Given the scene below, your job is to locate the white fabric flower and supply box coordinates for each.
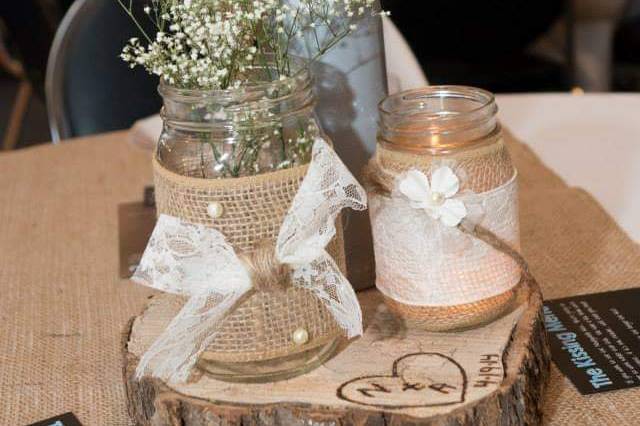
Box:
[398,167,467,227]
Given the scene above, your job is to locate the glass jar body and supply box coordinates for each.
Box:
[154,69,343,382]
[371,86,520,331]
[157,68,320,178]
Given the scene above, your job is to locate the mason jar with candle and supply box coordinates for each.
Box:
[367,86,521,331]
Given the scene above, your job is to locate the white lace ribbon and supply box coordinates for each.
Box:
[132,137,367,383]
[371,168,520,307]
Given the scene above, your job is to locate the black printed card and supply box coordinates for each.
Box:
[28,412,83,426]
[544,288,640,395]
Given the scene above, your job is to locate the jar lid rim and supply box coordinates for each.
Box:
[379,85,496,120]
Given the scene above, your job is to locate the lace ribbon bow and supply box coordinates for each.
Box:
[132,138,367,383]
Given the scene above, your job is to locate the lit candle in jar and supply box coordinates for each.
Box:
[369,86,520,331]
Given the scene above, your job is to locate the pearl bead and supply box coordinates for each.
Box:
[292,327,309,345]
[207,202,223,219]
[431,192,445,205]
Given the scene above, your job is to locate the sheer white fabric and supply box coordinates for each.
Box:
[277,139,367,336]
[132,137,367,383]
[370,172,520,307]
[132,215,252,383]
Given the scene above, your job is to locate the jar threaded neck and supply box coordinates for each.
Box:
[378,86,498,154]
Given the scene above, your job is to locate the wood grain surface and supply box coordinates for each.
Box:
[123,278,549,425]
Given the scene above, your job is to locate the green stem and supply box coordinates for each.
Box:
[116,0,152,43]
[309,28,352,64]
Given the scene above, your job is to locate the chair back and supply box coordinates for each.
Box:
[46,0,160,142]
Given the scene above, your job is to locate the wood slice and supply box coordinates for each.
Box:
[122,278,550,425]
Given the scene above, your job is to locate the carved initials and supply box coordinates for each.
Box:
[402,382,426,391]
[429,383,456,394]
[357,382,391,398]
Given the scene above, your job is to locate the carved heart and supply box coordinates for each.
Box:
[337,352,467,408]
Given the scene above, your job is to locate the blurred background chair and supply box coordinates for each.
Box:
[45,0,160,142]
[0,29,32,150]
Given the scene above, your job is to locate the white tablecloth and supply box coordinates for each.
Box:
[497,93,640,243]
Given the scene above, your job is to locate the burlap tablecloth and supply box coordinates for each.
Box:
[1,130,639,425]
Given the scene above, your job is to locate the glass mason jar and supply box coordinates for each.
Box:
[153,63,345,382]
[369,86,520,331]
[157,64,319,178]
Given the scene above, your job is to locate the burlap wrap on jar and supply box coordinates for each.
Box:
[152,155,345,362]
[368,86,523,331]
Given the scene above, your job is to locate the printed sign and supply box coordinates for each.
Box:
[544,288,640,394]
[28,412,82,426]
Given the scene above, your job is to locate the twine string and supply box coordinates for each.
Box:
[238,240,291,292]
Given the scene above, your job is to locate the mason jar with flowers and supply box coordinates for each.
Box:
[117,0,386,383]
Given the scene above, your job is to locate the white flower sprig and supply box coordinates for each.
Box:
[117,0,387,90]
[398,167,468,227]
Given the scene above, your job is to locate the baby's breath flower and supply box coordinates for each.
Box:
[119,0,384,90]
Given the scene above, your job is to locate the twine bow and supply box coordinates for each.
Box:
[132,138,367,383]
[238,240,292,292]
